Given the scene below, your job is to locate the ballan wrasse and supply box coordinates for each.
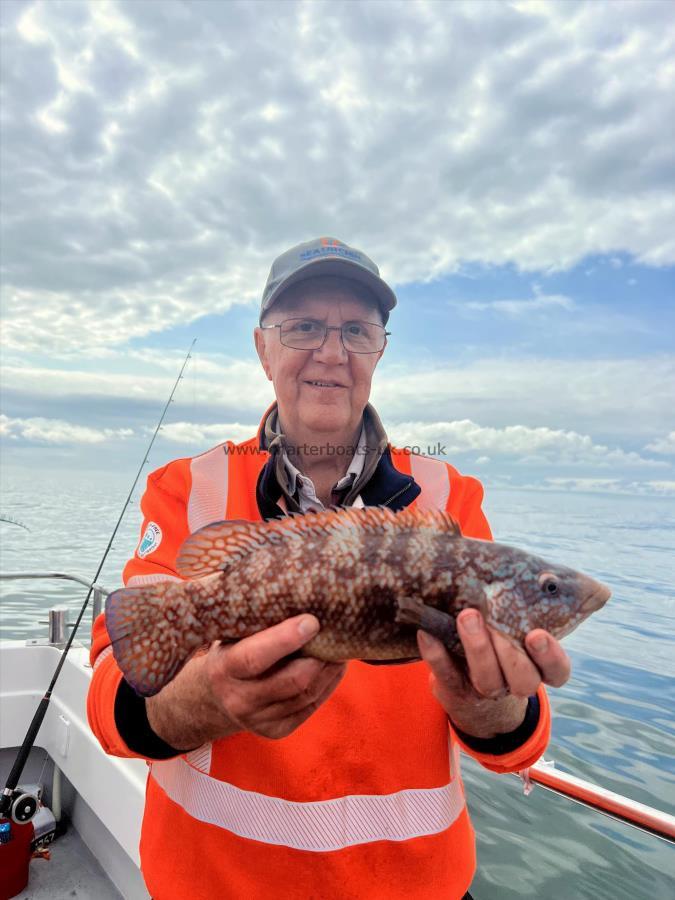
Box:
[106,506,611,696]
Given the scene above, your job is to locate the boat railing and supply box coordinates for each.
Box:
[516,760,675,844]
[0,572,108,643]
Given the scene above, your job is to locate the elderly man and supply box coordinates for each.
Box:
[88,237,570,900]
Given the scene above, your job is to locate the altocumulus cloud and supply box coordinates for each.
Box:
[148,416,660,470]
[155,421,258,446]
[545,477,675,496]
[386,420,662,469]
[0,414,133,444]
[645,432,675,455]
[3,353,673,441]
[1,0,674,351]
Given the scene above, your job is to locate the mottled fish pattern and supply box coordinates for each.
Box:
[106,506,611,696]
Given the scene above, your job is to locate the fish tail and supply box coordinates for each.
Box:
[105,584,197,697]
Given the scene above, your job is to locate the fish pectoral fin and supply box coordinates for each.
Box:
[395,597,459,651]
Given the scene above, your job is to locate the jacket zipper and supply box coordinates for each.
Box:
[382,480,414,508]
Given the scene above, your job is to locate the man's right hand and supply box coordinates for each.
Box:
[146,615,346,750]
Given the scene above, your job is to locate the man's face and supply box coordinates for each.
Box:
[254,277,386,439]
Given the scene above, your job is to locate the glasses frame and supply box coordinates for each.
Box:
[260,317,391,354]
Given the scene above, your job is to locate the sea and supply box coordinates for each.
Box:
[0,467,673,900]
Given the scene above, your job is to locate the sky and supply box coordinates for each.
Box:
[1,0,674,499]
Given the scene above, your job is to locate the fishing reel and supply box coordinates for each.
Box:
[1,782,41,825]
[6,786,40,825]
[0,783,56,849]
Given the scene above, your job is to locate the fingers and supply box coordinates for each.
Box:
[489,626,571,693]
[231,662,346,740]
[456,609,508,698]
[225,615,320,679]
[456,610,572,697]
[206,614,346,739]
[525,629,571,687]
[417,631,465,690]
[491,629,541,697]
[263,663,346,723]
[244,657,344,707]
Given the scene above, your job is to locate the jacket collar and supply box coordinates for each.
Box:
[255,403,421,519]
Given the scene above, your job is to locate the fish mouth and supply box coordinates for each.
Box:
[580,580,611,615]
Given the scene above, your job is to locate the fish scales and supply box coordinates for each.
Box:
[106,506,611,696]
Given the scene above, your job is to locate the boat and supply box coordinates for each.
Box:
[0,573,149,900]
[1,571,673,900]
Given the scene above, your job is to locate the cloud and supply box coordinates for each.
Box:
[385,419,662,468]
[0,413,133,444]
[2,353,673,444]
[0,355,272,408]
[643,480,675,495]
[156,421,258,445]
[645,431,675,455]
[544,477,675,496]
[460,288,575,317]
[1,0,674,350]
[544,477,622,493]
[373,355,675,438]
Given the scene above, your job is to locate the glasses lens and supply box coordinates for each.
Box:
[280,318,326,349]
[341,321,385,353]
[278,318,386,352]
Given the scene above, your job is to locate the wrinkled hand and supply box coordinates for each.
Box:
[204,615,346,740]
[417,608,571,739]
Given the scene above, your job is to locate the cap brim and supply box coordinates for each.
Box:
[261,256,397,320]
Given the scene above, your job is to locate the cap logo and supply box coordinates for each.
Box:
[299,244,363,262]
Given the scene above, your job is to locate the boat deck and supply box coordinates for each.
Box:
[16,825,123,900]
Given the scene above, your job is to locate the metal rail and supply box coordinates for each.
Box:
[519,760,675,843]
[0,572,109,638]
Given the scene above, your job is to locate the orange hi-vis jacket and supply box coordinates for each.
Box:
[88,414,551,900]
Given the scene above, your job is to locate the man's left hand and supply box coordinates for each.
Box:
[417,608,571,739]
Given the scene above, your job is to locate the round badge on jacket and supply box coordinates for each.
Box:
[137,522,162,558]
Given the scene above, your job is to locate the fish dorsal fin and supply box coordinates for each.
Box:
[394,507,462,535]
[176,506,460,578]
[176,519,275,577]
[176,512,343,577]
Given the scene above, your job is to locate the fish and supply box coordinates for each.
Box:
[105,506,611,696]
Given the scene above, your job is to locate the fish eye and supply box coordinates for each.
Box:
[539,573,559,596]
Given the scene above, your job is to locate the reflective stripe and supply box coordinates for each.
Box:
[127,573,182,587]
[410,455,451,511]
[188,445,229,533]
[93,645,113,671]
[184,743,212,774]
[150,754,465,852]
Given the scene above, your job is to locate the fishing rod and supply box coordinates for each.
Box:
[0,339,196,820]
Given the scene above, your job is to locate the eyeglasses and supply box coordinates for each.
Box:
[260,318,390,353]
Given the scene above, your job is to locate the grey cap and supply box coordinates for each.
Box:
[260,237,397,324]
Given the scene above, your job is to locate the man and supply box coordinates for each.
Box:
[88,237,570,900]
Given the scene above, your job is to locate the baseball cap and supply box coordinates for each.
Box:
[260,237,397,324]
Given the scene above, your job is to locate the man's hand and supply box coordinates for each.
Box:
[417,608,571,739]
[205,615,346,740]
[147,615,346,749]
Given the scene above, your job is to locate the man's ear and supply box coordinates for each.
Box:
[254,327,274,381]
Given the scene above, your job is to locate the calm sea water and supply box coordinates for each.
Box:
[1,468,673,899]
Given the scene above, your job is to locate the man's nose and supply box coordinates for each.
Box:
[313,327,349,363]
